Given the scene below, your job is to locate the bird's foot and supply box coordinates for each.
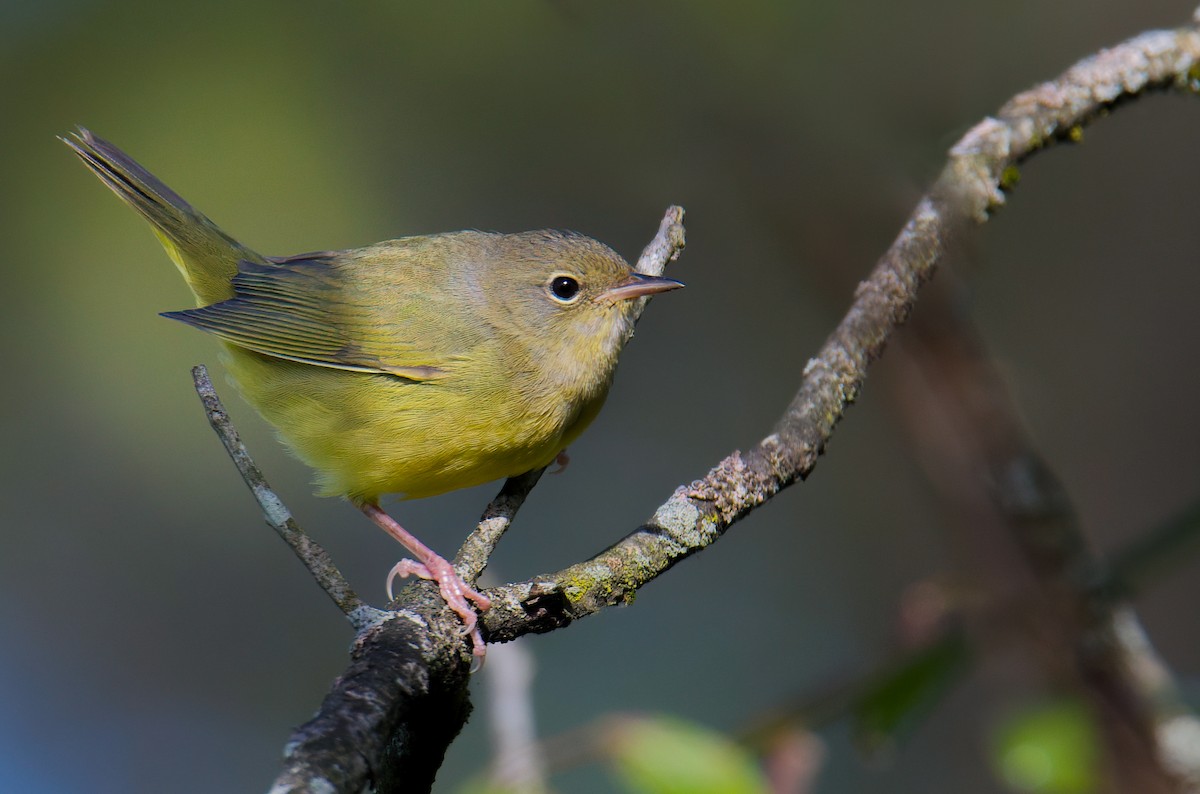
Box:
[387,557,491,658]
[551,449,570,475]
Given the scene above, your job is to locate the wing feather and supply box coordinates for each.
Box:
[163,253,456,381]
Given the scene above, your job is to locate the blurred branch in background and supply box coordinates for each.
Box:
[510,712,804,794]
[739,495,1200,793]
[889,274,1198,791]
[184,9,1200,794]
[482,639,548,794]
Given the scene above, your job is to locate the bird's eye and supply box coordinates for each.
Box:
[548,275,581,303]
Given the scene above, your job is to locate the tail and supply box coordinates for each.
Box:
[62,128,265,305]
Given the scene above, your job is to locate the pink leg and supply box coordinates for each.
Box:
[359,502,490,658]
[551,449,570,475]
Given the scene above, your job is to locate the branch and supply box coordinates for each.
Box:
[191,365,386,631]
[480,15,1200,642]
[189,12,1200,792]
[454,468,547,583]
[254,207,686,793]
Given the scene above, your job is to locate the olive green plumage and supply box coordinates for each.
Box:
[63,129,680,503]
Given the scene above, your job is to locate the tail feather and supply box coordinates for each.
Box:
[63,128,264,305]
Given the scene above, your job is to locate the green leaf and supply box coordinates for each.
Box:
[991,697,1101,794]
[608,715,770,794]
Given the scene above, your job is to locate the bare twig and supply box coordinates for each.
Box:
[191,366,384,631]
[634,205,686,278]
[455,468,547,583]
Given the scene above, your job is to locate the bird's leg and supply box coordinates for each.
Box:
[358,501,490,658]
[551,449,570,475]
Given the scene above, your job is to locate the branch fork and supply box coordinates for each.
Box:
[185,9,1200,790]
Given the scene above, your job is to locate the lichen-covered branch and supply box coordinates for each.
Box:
[227,11,1200,793]
[481,13,1200,641]
[262,207,687,793]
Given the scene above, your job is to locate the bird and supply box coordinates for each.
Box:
[63,128,683,657]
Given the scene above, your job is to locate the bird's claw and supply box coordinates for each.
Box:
[386,556,490,659]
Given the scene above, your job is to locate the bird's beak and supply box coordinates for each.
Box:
[599,272,685,303]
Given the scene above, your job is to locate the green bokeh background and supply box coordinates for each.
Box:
[3,1,1199,791]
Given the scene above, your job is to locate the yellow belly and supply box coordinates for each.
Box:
[221,346,606,502]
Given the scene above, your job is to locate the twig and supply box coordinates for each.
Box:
[1105,498,1200,598]
[634,205,686,278]
[455,468,547,582]
[1103,498,1200,791]
[191,365,383,631]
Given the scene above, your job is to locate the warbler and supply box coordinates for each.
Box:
[64,129,682,656]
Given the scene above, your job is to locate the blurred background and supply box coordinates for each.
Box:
[3,0,1200,791]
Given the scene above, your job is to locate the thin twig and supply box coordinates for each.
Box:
[629,204,687,323]
[191,365,384,631]
[455,468,547,583]
[1103,499,1200,790]
[1105,498,1200,597]
[634,205,686,278]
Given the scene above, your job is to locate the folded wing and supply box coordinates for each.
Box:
[164,253,456,381]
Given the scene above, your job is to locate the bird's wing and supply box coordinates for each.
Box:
[163,253,467,381]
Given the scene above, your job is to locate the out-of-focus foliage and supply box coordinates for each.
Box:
[459,714,770,794]
[990,698,1101,794]
[606,715,770,794]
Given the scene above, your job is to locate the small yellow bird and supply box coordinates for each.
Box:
[64,129,682,656]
